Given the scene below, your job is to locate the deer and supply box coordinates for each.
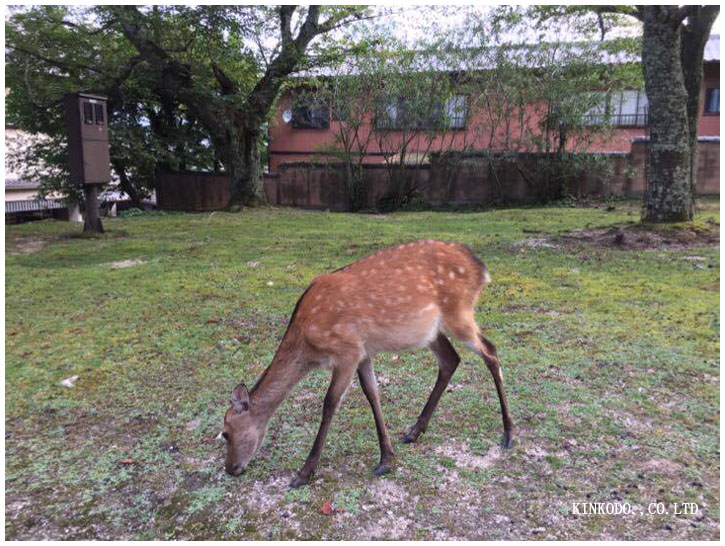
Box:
[220,239,513,488]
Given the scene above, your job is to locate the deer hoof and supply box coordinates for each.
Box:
[401,432,417,444]
[402,427,422,443]
[373,463,392,476]
[289,476,309,488]
[501,433,515,450]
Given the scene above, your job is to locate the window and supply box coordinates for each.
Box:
[610,90,648,126]
[446,95,468,129]
[583,90,648,127]
[83,101,94,124]
[94,103,104,125]
[705,88,719,114]
[583,92,607,125]
[291,99,330,129]
[375,95,468,130]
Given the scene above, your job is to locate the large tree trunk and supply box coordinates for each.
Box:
[114,6,361,210]
[218,128,264,210]
[641,7,692,222]
[680,7,719,209]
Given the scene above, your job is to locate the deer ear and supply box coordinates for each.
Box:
[230,383,250,414]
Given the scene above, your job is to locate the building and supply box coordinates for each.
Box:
[268,35,720,179]
[4,123,70,222]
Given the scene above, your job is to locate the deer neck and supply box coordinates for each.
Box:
[248,337,309,424]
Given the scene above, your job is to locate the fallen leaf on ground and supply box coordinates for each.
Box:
[321,500,333,516]
[119,459,136,465]
[205,318,221,324]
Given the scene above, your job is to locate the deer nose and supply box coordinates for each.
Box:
[228,463,243,476]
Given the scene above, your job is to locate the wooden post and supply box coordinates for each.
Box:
[83,184,104,233]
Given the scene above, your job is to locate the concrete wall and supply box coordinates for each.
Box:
[156,142,719,212]
[156,170,230,211]
[265,142,719,210]
[626,138,720,196]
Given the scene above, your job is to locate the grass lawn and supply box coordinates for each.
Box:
[5,198,720,539]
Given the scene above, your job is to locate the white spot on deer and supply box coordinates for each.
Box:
[417,284,427,292]
[419,303,437,314]
[457,266,466,275]
[448,270,456,279]
[437,265,444,274]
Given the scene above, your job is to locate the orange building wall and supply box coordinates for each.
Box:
[269,63,720,173]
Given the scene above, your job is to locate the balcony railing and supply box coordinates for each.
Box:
[583,112,648,128]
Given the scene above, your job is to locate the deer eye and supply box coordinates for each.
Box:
[221,432,230,442]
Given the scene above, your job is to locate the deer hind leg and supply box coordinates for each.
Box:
[472,332,514,449]
[403,333,461,443]
[290,362,357,488]
[445,311,514,449]
[357,358,395,476]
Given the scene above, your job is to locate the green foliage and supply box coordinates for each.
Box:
[5,6,373,206]
[5,6,219,203]
[432,6,643,201]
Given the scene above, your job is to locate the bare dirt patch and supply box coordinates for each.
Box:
[560,221,719,250]
[435,440,502,470]
[367,479,408,505]
[516,237,559,249]
[6,237,53,255]
[107,258,147,269]
[639,458,683,476]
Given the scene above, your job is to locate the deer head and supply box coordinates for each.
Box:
[220,383,266,476]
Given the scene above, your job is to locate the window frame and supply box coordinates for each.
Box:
[582,90,648,128]
[374,94,469,132]
[704,88,720,115]
[290,98,331,130]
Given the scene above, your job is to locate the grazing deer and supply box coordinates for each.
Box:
[220,239,513,487]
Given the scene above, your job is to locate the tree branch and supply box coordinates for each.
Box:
[56,17,118,36]
[279,6,297,46]
[594,5,642,21]
[8,44,108,75]
[678,5,701,22]
[211,62,238,95]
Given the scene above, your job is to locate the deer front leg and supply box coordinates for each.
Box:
[357,358,395,476]
[290,364,356,488]
[403,333,460,443]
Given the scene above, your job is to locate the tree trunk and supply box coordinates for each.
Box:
[641,7,692,223]
[83,184,104,233]
[680,7,719,210]
[222,129,264,210]
[112,160,143,209]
